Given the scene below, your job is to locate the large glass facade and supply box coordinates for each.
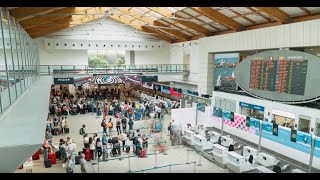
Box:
[0,8,39,113]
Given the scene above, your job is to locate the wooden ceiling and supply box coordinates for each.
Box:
[6,7,320,43]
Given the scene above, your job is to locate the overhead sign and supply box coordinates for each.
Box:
[142,76,158,83]
[239,102,265,111]
[197,103,205,112]
[54,77,74,84]
[182,93,211,106]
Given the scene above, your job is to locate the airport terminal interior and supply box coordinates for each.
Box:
[1,7,320,173]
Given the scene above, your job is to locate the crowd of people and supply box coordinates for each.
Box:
[42,85,179,173]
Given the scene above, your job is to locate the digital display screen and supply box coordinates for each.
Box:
[249,59,308,95]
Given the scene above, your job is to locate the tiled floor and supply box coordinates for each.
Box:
[14,112,228,173]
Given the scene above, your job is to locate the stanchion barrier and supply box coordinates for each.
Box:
[186,149,195,164]
[197,151,203,166]
[130,161,197,173]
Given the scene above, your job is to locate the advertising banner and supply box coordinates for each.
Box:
[262,121,273,134]
[54,77,74,84]
[214,53,239,90]
[197,103,205,112]
[296,131,312,146]
[250,118,260,130]
[246,116,250,127]
[213,107,223,118]
[291,129,297,142]
[272,124,279,136]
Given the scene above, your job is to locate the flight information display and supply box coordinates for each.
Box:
[249,59,308,95]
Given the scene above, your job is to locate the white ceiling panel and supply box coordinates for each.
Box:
[246,14,269,24]
[217,8,237,17]
[203,24,218,31]
[229,7,251,14]
[197,15,214,23]
[305,7,320,13]
[181,30,193,36]
[182,8,199,16]
[279,7,305,17]
[175,11,191,18]
[234,17,254,26]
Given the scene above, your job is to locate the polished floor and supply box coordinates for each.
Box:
[15,112,228,173]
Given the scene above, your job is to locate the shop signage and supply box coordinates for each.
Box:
[182,93,210,106]
[239,102,265,111]
[54,77,74,84]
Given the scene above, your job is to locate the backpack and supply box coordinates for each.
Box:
[108,121,113,128]
[116,120,121,126]
[79,128,84,135]
[101,121,106,127]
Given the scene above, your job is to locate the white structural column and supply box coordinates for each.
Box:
[197,37,214,96]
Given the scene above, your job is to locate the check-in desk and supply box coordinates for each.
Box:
[212,144,228,168]
[183,129,195,146]
[226,151,254,173]
[256,166,275,173]
[194,134,213,151]
[221,136,234,148]
[257,153,277,167]
[208,131,220,145]
[292,169,306,173]
[243,146,259,159]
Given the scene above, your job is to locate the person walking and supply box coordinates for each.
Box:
[80,124,86,138]
[121,116,127,133]
[96,138,102,160]
[66,155,75,173]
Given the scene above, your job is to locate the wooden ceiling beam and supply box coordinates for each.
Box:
[256,7,291,24]
[19,7,93,29]
[246,7,272,22]
[117,7,190,41]
[299,7,311,15]
[229,9,256,24]
[109,15,174,43]
[31,15,99,38]
[26,7,110,35]
[191,7,243,31]
[9,7,57,21]
[293,12,320,22]
[148,7,211,36]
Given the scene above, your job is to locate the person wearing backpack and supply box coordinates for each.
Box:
[107,118,113,136]
[116,118,121,135]
[128,118,134,131]
[79,124,86,138]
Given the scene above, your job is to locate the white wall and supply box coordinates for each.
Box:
[170,19,320,95]
[212,91,320,135]
[134,46,169,64]
[39,48,88,66]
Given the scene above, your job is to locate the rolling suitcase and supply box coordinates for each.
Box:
[65,128,69,134]
[48,152,57,164]
[85,149,91,161]
[125,146,130,153]
[44,159,51,168]
[32,150,40,160]
[55,151,61,160]
[75,155,80,165]
[140,149,146,158]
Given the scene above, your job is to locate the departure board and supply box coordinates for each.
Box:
[249,59,308,95]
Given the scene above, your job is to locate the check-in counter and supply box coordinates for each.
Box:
[243,146,259,159]
[226,151,254,173]
[256,166,275,173]
[292,169,306,173]
[257,152,277,167]
[183,129,195,146]
[221,136,234,148]
[208,131,220,145]
[212,144,228,168]
[193,134,213,151]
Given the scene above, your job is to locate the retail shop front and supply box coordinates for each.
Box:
[239,101,264,120]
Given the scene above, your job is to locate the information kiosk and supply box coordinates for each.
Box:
[221,136,234,148]
[243,146,259,159]
[208,131,220,145]
[257,152,277,167]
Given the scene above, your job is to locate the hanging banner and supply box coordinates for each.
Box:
[213,107,223,118]
[291,129,297,142]
[230,112,235,122]
[245,116,250,127]
[272,124,279,136]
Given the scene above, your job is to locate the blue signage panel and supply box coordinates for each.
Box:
[197,103,205,112]
[54,77,74,84]
[239,101,265,111]
[315,138,320,149]
[250,118,261,130]
[296,131,312,145]
[213,107,222,118]
[262,121,273,134]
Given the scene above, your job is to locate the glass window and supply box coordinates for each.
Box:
[0,9,12,110]
[8,15,18,101]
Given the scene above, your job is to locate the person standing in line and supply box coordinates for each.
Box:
[88,137,95,160]
[79,153,88,173]
[116,118,121,135]
[107,118,113,136]
[121,116,127,134]
[42,140,50,160]
[102,118,107,135]
[66,155,75,173]
[67,140,77,163]
[128,118,134,131]
[102,133,108,145]
[45,129,53,146]
[83,134,89,149]
[119,132,127,152]
[95,138,102,160]
[80,124,86,138]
